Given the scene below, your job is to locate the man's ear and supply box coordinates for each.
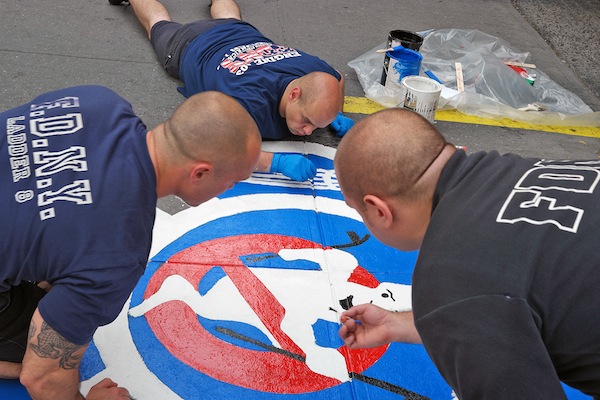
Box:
[189,162,212,182]
[363,194,394,228]
[289,86,302,103]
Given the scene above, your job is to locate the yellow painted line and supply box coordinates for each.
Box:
[344,96,600,138]
[344,96,387,114]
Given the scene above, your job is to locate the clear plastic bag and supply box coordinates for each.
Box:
[348,29,600,127]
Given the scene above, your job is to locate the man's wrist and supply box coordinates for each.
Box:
[390,310,421,344]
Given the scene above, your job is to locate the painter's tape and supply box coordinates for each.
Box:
[343,96,600,138]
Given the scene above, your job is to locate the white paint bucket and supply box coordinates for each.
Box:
[397,76,442,123]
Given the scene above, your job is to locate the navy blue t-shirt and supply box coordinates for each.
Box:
[178,20,341,139]
[1,85,157,345]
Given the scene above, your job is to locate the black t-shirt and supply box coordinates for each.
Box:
[413,150,600,399]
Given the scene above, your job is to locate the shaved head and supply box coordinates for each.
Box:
[150,91,261,205]
[162,91,260,174]
[335,108,447,207]
[298,71,342,115]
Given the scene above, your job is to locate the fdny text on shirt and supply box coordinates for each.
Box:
[6,96,92,222]
[496,160,600,233]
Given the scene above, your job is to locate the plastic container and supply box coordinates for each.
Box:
[397,75,442,123]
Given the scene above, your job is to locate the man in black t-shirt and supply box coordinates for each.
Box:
[335,108,600,399]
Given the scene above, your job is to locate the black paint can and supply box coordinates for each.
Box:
[380,30,424,85]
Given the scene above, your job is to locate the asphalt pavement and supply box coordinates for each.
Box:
[512,0,600,101]
[1,0,599,213]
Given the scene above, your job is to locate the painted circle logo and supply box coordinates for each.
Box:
[128,207,417,399]
[132,233,386,393]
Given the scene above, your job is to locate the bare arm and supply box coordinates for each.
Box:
[20,309,130,400]
[339,304,422,349]
[0,361,22,379]
[256,150,274,173]
[336,70,346,112]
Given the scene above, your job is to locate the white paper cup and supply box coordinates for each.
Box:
[397,76,442,123]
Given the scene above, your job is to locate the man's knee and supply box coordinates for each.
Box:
[210,0,242,20]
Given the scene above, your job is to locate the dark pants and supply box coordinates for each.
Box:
[150,18,238,79]
[0,282,47,363]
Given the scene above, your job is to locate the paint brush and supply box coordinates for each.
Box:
[505,61,537,69]
[330,306,362,325]
[424,70,443,84]
[375,47,396,53]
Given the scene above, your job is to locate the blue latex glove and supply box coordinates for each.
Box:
[270,153,317,182]
[330,112,355,137]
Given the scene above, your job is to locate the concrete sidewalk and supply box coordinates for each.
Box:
[4,0,598,213]
[1,1,598,133]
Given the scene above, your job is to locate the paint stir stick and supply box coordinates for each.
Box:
[455,62,464,92]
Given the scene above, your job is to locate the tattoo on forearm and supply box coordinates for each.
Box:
[28,320,83,370]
